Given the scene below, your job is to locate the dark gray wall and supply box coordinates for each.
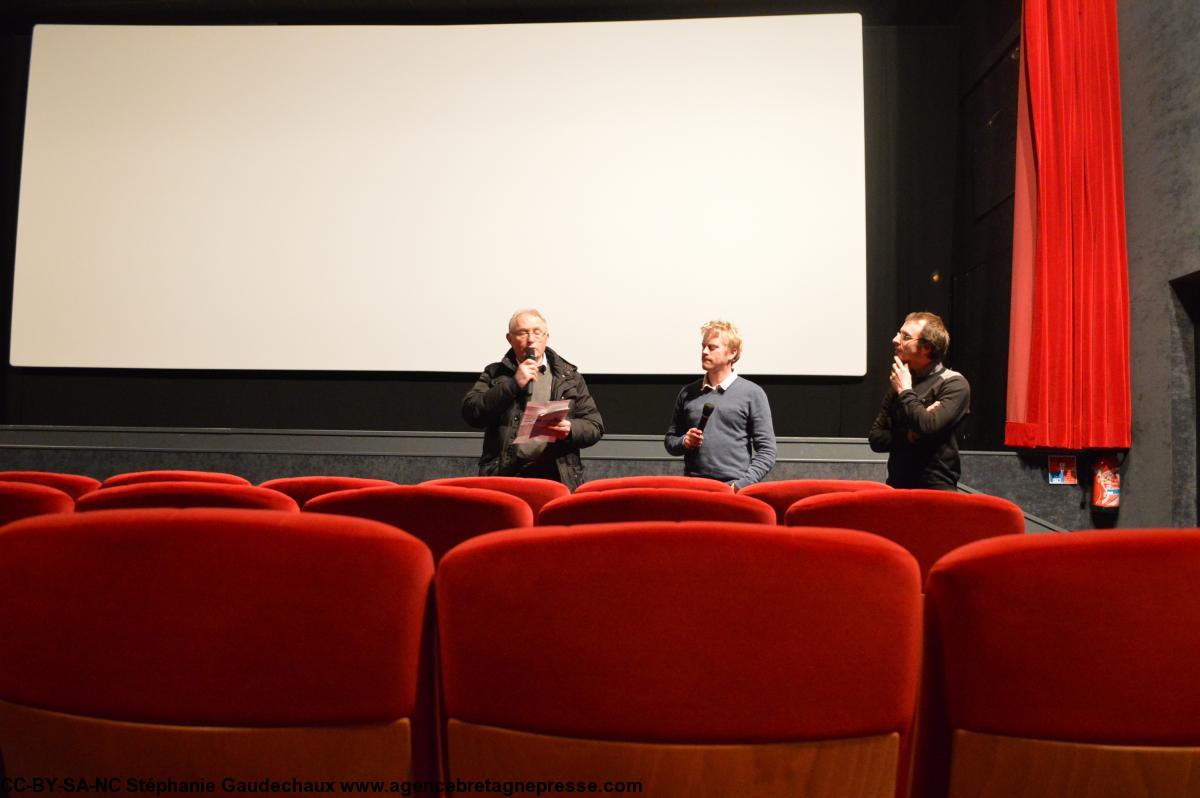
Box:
[948,0,1019,451]
[1118,0,1200,527]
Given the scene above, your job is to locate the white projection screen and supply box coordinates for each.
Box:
[12,16,866,375]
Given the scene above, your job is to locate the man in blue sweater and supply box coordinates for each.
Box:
[664,320,777,489]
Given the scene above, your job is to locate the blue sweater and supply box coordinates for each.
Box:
[664,376,777,489]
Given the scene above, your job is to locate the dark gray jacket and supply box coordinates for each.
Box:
[461,347,603,491]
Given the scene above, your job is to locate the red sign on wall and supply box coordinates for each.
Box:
[1048,455,1078,485]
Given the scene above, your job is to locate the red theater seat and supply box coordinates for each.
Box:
[922,530,1200,798]
[102,470,252,489]
[0,482,74,527]
[76,482,299,512]
[0,509,433,784]
[422,476,569,516]
[258,475,397,507]
[785,489,1025,582]
[537,487,774,526]
[305,485,533,562]
[0,471,101,499]
[438,521,922,797]
[102,469,251,488]
[739,478,892,524]
[575,475,734,494]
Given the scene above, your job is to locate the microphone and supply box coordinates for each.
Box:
[697,402,716,431]
[524,346,538,394]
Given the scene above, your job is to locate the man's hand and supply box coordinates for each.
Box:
[547,419,571,440]
[683,427,704,449]
[515,358,541,389]
[890,356,913,393]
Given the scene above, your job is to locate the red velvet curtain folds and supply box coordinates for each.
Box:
[1006,0,1131,449]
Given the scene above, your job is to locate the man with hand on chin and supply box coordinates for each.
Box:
[869,311,970,489]
[462,309,603,491]
[664,320,776,489]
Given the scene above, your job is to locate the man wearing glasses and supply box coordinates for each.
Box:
[462,309,604,491]
[868,311,971,489]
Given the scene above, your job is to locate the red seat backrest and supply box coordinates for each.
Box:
[259,476,397,507]
[785,489,1025,582]
[575,475,734,494]
[0,471,101,500]
[102,470,251,488]
[438,521,922,742]
[537,488,775,526]
[739,479,892,524]
[928,529,1200,744]
[0,482,75,527]
[422,476,569,516]
[914,529,1200,798]
[76,482,299,513]
[304,485,533,562]
[0,508,433,726]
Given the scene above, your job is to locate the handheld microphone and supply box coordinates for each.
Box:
[697,402,716,431]
[524,346,538,394]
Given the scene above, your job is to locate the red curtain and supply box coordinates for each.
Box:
[1006,0,1131,450]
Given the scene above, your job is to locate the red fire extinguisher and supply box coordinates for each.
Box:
[1092,454,1121,511]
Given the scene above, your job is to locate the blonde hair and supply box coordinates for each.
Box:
[508,309,548,334]
[700,320,742,363]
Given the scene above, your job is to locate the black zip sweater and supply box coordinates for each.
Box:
[867,362,971,489]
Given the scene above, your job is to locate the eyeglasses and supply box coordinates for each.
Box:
[896,331,917,342]
[511,328,547,340]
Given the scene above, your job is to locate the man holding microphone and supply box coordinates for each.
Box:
[462,309,603,491]
[664,320,776,489]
